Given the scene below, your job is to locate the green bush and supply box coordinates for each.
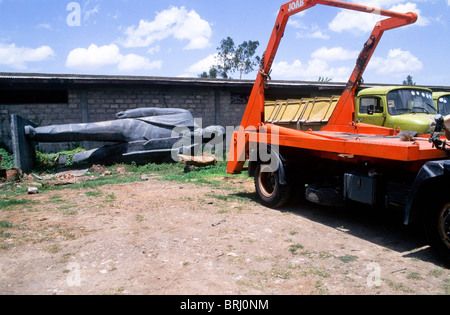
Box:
[0,147,15,170]
[34,147,86,172]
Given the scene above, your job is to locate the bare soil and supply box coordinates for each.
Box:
[0,167,448,295]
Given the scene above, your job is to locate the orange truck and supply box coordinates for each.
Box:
[227,0,450,264]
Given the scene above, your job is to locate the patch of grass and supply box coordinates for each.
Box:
[337,255,358,263]
[272,267,292,280]
[129,161,248,188]
[85,190,102,197]
[46,195,66,204]
[0,198,37,210]
[0,220,13,242]
[45,244,61,254]
[0,221,13,228]
[34,147,86,172]
[384,278,414,293]
[407,272,423,280]
[443,278,450,295]
[429,269,444,278]
[104,193,116,203]
[312,280,329,295]
[289,243,304,254]
[0,147,15,170]
[301,266,330,278]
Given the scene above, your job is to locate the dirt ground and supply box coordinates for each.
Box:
[0,167,448,295]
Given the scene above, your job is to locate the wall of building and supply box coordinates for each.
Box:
[0,83,248,152]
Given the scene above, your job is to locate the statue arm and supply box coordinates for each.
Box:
[116,108,189,119]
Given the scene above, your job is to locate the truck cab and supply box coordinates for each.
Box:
[433,92,450,116]
[356,86,437,134]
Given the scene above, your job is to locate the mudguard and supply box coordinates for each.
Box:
[404,160,450,225]
[248,145,287,185]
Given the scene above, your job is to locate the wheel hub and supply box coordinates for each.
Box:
[438,203,450,250]
[259,171,277,198]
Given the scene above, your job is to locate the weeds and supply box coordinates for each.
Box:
[0,198,37,210]
[0,147,15,170]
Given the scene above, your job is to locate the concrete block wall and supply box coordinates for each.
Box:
[0,84,246,153]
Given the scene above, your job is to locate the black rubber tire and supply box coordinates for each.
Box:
[425,199,450,266]
[254,164,291,209]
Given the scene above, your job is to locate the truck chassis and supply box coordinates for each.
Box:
[227,0,450,264]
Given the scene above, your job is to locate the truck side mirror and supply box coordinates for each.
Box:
[367,105,374,115]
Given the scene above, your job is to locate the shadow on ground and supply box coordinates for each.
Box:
[231,190,447,267]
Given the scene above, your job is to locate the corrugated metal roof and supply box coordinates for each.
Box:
[0,72,449,91]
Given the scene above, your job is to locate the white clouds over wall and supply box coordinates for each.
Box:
[368,48,423,76]
[120,6,212,50]
[0,43,55,70]
[184,54,217,77]
[66,44,162,73]
[65,6,211,74]
[329,1,429,33]
[271,47,358,82]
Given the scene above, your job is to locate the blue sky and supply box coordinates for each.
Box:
[0,0,449,86]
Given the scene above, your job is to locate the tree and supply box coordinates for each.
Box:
[318,77,332,83]
[233,40,261,80]
[200,37,260,79]
[199,67,218,79]
[215,37,236,79]
[403,75,416,86]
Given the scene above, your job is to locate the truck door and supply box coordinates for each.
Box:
[357,97,386,127]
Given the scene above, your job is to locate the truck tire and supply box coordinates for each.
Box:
[425,199,450,266]
[254,164,291,209]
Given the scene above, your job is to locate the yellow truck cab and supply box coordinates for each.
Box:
[265,86,437,134]
[355,86,437,134]
[433,92,450,116]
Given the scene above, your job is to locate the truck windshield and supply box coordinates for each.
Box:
[387,89,436,116]
[437,95,450,116]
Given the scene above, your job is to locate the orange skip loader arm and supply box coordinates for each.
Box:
[227,0,418,174]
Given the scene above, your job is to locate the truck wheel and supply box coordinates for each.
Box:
[426,200,450,265]
[254,164,291,209]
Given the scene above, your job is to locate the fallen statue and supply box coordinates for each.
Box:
[11,108,225,173]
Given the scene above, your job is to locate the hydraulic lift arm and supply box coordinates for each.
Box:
[227,0,417,174]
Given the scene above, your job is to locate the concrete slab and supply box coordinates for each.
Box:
[11,115,37,174]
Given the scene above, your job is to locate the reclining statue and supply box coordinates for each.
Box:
[25,108,198,143]
[12,107,225,172]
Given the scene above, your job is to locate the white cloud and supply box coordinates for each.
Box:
[390,3,429,26]
[0,43,55,70]
[120,6,212,50]
[118,53,162,72]
[296,25,330,40]
[147,45,161,55]
[311,47,359,61]
[272,46,356,82]
[288,19,330,40]
[272,58,352,82]
[448,0,450,6]
[329,1,428,33]
[83,5,100,23]
[368,48,423,76]
[66,44,162,73]
[181,54,217,77]
[36,23,52,30]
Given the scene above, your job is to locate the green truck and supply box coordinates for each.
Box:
[433,92,450,116]
[266,86,438,134]
[355,86,437,134]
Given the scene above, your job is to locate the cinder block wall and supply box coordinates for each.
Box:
[0,85,246,153]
